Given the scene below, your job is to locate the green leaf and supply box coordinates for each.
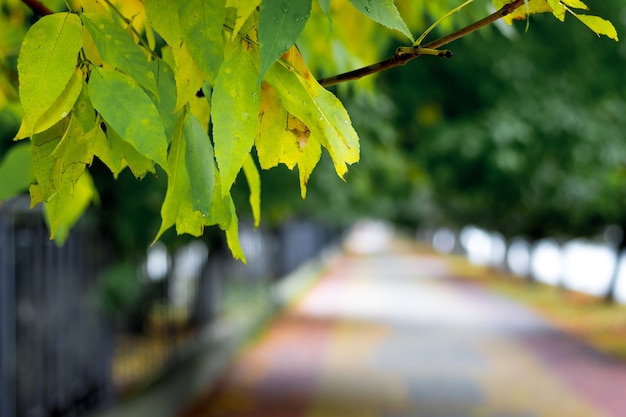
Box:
[180,0,227,84]
[0,143,34,201]
[573,14,619,41]
[347,0,413,42]
[92,125,125,178]
[258,0,312,82]
[144,0,183,46]
[212,43,261,196]
[200,166,245,261]
[73,81,96,133]
[82,13,158,95]
[89,67,168,170]
[28,115,97,242]
[15,67,83,139]
[226,0,262,39]
[184,113,215,216]
[154,114,204,242]
[224,199,246,262]
[17,13,83,128]
[242,154,261,227]
[203,168,233,229]
[152,59,178,142]
[29,121,68,207]
[317,0,332,16]
[51,114,95,174]
[44,170,98,244]
[107,128,156,179]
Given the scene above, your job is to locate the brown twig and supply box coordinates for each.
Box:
[318,0,526,87]
[21,0,54,16]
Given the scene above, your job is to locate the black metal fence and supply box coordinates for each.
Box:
[0,198,112,417]
[1,198,334,417]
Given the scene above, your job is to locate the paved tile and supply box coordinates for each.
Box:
[179,250,626,417]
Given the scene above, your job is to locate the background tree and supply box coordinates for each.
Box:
[385,1,625,238]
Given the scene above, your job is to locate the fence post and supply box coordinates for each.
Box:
[0,207,16,417]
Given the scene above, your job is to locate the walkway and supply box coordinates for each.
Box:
[178,240,626,417]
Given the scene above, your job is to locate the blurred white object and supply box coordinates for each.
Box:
[507,238,531,277]
[344,220,394,254]
[530,239,563,285]
[562,240,615,296]
[433,228,456,254]
[460,226,492,265]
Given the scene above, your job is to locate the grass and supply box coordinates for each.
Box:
[446,253,626,359]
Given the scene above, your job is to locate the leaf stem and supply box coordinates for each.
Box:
[318,0,526,87]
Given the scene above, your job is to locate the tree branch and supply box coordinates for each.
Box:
[318,0,526,87]
[21,0,54,16]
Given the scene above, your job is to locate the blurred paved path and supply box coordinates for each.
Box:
[179,241,626,417]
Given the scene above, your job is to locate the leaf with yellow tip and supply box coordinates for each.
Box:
[224,199,246,263]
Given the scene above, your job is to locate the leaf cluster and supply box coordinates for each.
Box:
[0,0,618,259]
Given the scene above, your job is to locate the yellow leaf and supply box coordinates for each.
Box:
[266,46,359,181]
[297,135,322,199]
[501,0,551,24]
[547,0,566,21]
[288,114,311,150]
[173,42,206,112]
[256,82,303,170]
[573,13,619,41]
[561,0,588,11]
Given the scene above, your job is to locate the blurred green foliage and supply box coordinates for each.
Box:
[382,2,626,239]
